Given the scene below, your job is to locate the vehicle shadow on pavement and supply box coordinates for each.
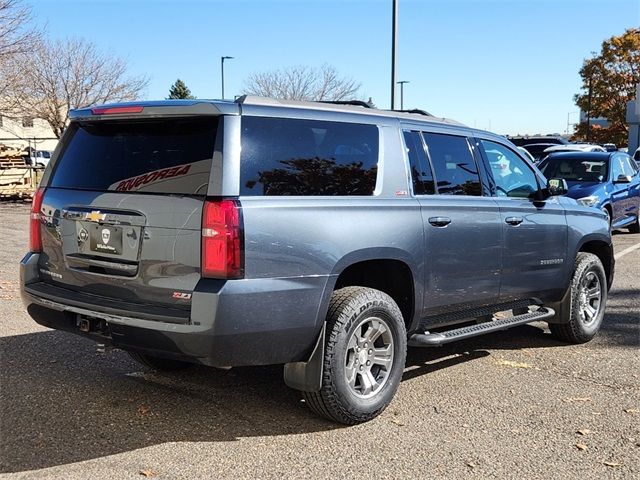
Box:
[1,305,635,473]
[403,304,639,379]
[0,330,337,473]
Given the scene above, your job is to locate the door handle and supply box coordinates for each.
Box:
[505,216,524,226]
[428,216,452,227]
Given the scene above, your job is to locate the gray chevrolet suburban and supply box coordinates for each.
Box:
[21,96,614,424]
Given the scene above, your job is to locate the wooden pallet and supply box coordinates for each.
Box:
[0,167,38,199]
[0,158,27,168]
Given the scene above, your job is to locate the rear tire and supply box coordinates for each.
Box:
[128,351,193,371]
[303,287,407,424]
[628,212,640,234]
[548,252,607,344]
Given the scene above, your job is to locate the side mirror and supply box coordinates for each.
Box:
[547,178,568,196]
[614,174,632,184]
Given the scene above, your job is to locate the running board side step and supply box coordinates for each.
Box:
[408,307,555,347]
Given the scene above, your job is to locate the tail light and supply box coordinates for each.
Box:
[201,199,243,279]
[29,187,45,252]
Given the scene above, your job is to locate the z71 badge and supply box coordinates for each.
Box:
[172,292,192,300]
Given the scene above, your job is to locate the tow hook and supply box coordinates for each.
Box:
[78,318,91,332]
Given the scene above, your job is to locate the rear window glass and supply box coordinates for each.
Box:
[240,116,379,196]
[50,118,218,194]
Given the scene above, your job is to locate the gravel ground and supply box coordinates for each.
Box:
[0,202,638,480]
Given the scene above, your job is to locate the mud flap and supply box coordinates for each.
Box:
[546,286,571,324]
[283,323,325,392]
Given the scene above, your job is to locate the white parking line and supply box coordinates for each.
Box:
[614,242,640,260]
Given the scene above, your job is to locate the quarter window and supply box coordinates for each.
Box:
[619,155,637,177]
[422,133,481,196]
[403,130,435,194]
[610,156,626,179]
[240,117,379,196]
[480,140,539,198]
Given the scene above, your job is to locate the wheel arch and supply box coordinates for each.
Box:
[576,237,614,290]
[324,249,420,331]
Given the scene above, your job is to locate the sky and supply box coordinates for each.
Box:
[31,0,640,136]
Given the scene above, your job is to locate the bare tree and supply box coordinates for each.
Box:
[5,37,148,138]
[243,64,361,101]
[0,0,39,58]
[0,0,40,101]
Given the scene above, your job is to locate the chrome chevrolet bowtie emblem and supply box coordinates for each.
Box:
[85,211,106,222]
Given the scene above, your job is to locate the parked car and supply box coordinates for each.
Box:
[543,144,606,155]
[29,150,52,168]
[516,146,536,164]
[21,97,614,424]
[538,151,640,232]
[521,143,559,163]
[506,135,569,147]
[602,143,617,152]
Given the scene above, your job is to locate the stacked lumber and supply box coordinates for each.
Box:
[0,144,28,168]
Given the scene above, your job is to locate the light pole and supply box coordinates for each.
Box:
[397,80,409,110]
[566,111,579,136]
[391,0,398,110]
[586,77,592,143]
[221,56,234,99]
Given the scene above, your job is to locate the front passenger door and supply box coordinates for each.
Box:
[478,139,569,302]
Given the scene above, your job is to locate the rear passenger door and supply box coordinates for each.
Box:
[477,139,568,301]
[403,129,502,314]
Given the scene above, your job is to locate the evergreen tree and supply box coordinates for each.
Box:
[168,79,195,99]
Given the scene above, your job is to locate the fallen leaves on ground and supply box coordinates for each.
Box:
[576,443,588,451]
[496,359,533,369]
[577,429,592,436]
[603,461,622,468]
[139,469,156,477]
[390,418,405,426]
[137,404,151,416]
[623,408,639,414]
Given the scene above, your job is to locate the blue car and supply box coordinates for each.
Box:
[538,151,640,233]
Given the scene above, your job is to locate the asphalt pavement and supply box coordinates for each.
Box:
[0,202,638,479]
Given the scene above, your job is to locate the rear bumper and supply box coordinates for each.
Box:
[21,252,331,367]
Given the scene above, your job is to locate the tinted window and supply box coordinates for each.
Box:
[403,130,435,194]
[481,140,539,198]
[240,117,378,196]
[422,133,481,195]
[50,118,218,194]
[539,156,608,183]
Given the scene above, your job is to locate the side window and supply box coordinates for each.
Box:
[240,117,379,196]
[422,132,481,196]
[480,140,539,198]
[403,130,435,194]
[620,155,637,176]
[610,156,625,180]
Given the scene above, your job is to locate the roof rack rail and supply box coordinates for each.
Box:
[318,100,372,108]
[393,108,433,117]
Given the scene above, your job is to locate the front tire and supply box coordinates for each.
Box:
[303,287,407,424]
[549,252,607,344]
